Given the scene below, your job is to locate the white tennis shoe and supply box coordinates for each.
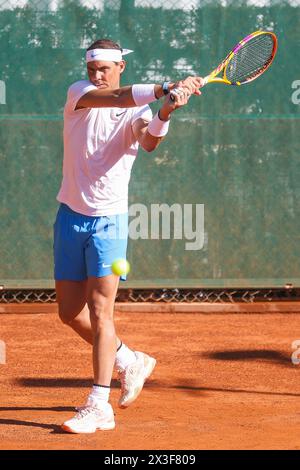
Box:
[62,397,115,434]
[118,351,156,409]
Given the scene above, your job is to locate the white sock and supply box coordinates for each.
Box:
[88,385,110,404]
[115,342,137,371]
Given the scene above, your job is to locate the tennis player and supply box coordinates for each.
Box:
[54,38,203,434]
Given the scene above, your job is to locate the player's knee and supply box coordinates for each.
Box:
[88,300,114,326]
[58,306,73,325]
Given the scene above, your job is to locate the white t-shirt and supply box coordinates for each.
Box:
[57,80,153,216]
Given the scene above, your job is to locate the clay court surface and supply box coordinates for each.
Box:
[1,306,300,450]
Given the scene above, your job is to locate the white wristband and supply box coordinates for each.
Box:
[147,112,170,137]
[132,84,157,106]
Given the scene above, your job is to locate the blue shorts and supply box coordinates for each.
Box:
[53,203,128,281]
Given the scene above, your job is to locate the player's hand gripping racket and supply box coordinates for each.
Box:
[170,30,277,100]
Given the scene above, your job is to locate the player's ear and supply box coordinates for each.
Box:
[119,60,126,74]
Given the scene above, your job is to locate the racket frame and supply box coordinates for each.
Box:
[203,30,278,86]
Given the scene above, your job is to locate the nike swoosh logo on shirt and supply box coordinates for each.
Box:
[102,263,111,268]
[116,111,126,117]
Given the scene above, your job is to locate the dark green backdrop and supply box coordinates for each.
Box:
[1,0,299,288]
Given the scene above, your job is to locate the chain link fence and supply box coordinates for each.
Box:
[1,287,299,303]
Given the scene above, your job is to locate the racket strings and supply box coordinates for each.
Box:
[227,36,274,82]
[226,34,275,84]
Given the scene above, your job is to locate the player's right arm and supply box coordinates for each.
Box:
[75,77,202,110]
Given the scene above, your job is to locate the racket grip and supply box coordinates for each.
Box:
[170,81,206,101]
[202,76,209,86]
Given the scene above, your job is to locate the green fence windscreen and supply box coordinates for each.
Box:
[1,0,300,288]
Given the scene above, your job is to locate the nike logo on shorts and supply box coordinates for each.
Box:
[116,111,126,117]
[102,263,111,268]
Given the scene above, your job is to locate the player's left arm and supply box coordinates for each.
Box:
[132,79,204,153]
[132,118,165,153]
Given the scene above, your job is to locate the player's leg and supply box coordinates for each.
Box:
[83,212,156,409]
[62,274,118,434]
[87,275,119,386]
[56,279,124,351]
[56,276,155,407]
[55,279,92,344]
[54,203,120,347]
[58,277,118,434]
[57,210,127,433]
[60,210,155,432]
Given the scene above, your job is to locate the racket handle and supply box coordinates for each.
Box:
[202,76,209,86]
[170,80,207,102]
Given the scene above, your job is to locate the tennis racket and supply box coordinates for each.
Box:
[171,30,277,99]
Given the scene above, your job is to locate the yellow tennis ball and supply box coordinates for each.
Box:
[111,258,130,276]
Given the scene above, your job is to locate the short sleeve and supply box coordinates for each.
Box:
[65,80,97,112]
[131,105,153,126]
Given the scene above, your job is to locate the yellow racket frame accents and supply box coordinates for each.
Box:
[202,30,278,86]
